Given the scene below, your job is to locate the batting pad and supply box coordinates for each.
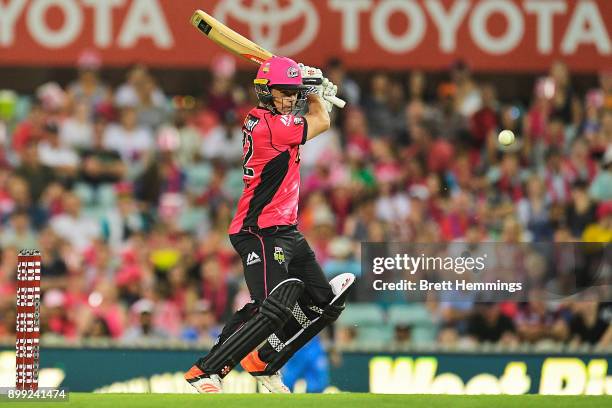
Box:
[257,273,355,374]
[201,278,304,377]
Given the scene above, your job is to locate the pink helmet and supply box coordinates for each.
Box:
[255,56,302,88]
[254,56,307,114]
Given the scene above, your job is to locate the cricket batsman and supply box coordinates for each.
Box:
[184,56,355,393]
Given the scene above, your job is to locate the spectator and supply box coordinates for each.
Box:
[38,228,69,289]
[526,76,554,145]
[450,59,482,117]
[5,176,47,229]
[101,184,146,249]
[115,65,165,111]
[135,74,169,130]
[564,138,598,184]
[82,317,112,339]
[49,192,100,252]
[541,148,571,203]
[582,201,612,243]
[375,180,410,225]
[589,146,612,201]
[517,175,553,241]
[326,57,360,106]
[205,55,237,121]
[41,289,77,340]
[0,210,38,249]
[60,101,94,151]
[181,300,219,344]
[122,299,169,342]
[385,81,408,143]
[136,151,185,207]
[103,107,154,178]
[407,70,428,103]
[67,49,110,111]
[200,110,243,162]
[565,180,597,238]
[470,83,499,161]
[87,281,126,339]
[79,116,126,189]
[362,73,393,138]
[199,258,237,322]
[568,300,612,346]
[549,60,580,126]
[588,108,612,158]
[322,237,361,280]
[467,303,518,345]
[14,142,56,203]
[11,102,46,154]
[489,153,525,204]
[37,122,80,179]
[515,291,567,344]
[440,192,474,241]
[435,81,469,142]
[173,100,203,167]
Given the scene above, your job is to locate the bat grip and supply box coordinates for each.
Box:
[326,95,347,109]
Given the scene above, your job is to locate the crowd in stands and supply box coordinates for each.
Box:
[0,52,610,349]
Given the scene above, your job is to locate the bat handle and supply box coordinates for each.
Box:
[326,95,347,109]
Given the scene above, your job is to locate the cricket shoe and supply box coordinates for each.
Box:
[240,350,291,393]
[256,372,291,394]
[184,365,222,393]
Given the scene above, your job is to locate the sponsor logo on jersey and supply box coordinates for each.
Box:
[246,252,261,266]
[274,247,285,264]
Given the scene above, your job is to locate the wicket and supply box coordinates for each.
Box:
[15,249,41,390]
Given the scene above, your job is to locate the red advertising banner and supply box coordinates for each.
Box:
[0,0,610,72]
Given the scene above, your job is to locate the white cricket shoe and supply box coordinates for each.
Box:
[184,365,223,393]
[256,372,291,393]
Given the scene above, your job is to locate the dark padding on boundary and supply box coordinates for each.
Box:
[200,278,304,377]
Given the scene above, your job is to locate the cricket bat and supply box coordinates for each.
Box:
[190,9,346,109]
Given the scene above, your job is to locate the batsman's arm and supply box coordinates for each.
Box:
[304,94,331,142]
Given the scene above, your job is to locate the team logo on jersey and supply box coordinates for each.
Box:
[294,117,303,125]
[287,66,299,78]
[280,115,292,126]
[274,247,285,264]
[246,252,261,266]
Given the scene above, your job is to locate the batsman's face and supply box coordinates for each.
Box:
[271,88,298,115]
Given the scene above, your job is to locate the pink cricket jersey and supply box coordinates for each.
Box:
[229,107,308,234]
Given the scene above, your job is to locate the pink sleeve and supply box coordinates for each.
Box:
[265,113,308,147]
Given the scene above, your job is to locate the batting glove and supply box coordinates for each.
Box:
[299,63,324,96]
[322,78,338,112]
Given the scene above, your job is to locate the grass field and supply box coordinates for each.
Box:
[2,393,611,408]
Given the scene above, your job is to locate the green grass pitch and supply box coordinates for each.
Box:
[2,393,611,408]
